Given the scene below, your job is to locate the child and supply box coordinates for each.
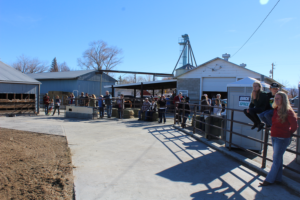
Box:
[48,99,54,115]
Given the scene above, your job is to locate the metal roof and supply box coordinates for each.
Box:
[105,79,176,88]
[177,64,196,70]
[27,70,95,80]
[0,61,41,85]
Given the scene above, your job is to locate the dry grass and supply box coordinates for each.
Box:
[0,128,74,200]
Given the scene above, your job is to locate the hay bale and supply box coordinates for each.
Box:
[123,109,134,119]
[132,108,140,118]
[152,112,159,121]
[112,108,118,117]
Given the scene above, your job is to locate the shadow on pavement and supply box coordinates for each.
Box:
[147,126,300,200]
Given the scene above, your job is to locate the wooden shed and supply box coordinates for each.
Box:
[0,61,41,115]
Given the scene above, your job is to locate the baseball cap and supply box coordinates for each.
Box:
[270,83,279,88]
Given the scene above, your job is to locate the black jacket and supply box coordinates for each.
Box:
[249,91,269,113]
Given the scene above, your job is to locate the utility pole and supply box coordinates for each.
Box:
[269,63,275,79]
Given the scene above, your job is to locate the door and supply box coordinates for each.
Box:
[203,77,236,92]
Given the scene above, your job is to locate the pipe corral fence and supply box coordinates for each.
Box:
[38,95,300,175]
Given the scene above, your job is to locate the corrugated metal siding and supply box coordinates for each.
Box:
[38,79,115,97]
[77,80,114,96]
[0,83,39,113]
[39,79,78,94]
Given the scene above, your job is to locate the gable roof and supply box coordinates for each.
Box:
[27,70,95,80]
[0,61,41,85]
[177,57,264,78]
[27,70,117,82]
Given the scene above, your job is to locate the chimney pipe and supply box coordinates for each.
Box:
[240,63,246,68]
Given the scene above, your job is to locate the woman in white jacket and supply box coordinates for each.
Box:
[213,99,222,116]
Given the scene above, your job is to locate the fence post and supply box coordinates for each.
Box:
[134,98,135,109]
[182,102,185,127]
[193,105,196,134]
[174,104,176,124]
[261,127,269,168]
[229,110,234,151]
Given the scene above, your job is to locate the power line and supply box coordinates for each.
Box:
[232,0,281,58]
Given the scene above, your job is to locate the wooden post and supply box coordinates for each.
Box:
[141,82,144,99]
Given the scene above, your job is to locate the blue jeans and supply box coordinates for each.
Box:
[159,109,166,122]
[265,137,291,183]
[99,107,104,118]
[45,104,49,115]
[118,108,123,119]
[106,105,112,117]
[138,110,144,120]
[259,109,273,126]
[182,113,189,125]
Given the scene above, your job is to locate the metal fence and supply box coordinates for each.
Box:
[175,102,300,175]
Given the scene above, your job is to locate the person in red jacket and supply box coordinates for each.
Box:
[43,93,50,115]
[260,91,298,186]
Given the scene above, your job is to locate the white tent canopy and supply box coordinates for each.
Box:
[227,77,270,88]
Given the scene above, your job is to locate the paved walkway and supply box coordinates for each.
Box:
[0,116,299,200]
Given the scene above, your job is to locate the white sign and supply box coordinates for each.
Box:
[239,101,250,107]
[239,96,251,101]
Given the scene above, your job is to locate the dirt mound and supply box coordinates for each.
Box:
[0,128,74,200]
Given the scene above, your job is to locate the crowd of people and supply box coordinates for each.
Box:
[43,83,298,187]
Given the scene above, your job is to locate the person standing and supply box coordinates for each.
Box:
[173,92,183,124]
[98,95,105,118]
[43,93,50,115]
[259,83,280,127]
[260,91,298,186]
[213,98,222,116]
[104,91,112,118]
[157,96,167,123]
[182,97,191,128]
[138,98,150,120]
[48,99,54,115]
[117,94,124,119]
[52,95,61,116]
[200,95,210,130]
[79,92,85,106]
[243,81,269,132]
[85,93,90,107]
[204,94,211,106]
[89,94,97,107]
[146,99,157,121]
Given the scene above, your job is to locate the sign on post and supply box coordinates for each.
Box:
[239,96,251,107]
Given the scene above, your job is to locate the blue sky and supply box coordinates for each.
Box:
[0,0,299,87]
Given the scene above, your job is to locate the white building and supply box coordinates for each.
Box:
[176,53,282,101]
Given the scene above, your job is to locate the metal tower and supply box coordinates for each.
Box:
[172,34,197,75]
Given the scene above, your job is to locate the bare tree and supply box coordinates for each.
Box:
[58,62,70,72]
[77,40,122,74]
[288,86,298,98]
[12,55,48,73]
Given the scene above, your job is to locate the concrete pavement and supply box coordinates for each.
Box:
[0,115,299,200]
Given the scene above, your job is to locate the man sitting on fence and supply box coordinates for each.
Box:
[138,98,150,121]
[259,83,280,128]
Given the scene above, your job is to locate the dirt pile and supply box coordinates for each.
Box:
[0,128,74,199]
